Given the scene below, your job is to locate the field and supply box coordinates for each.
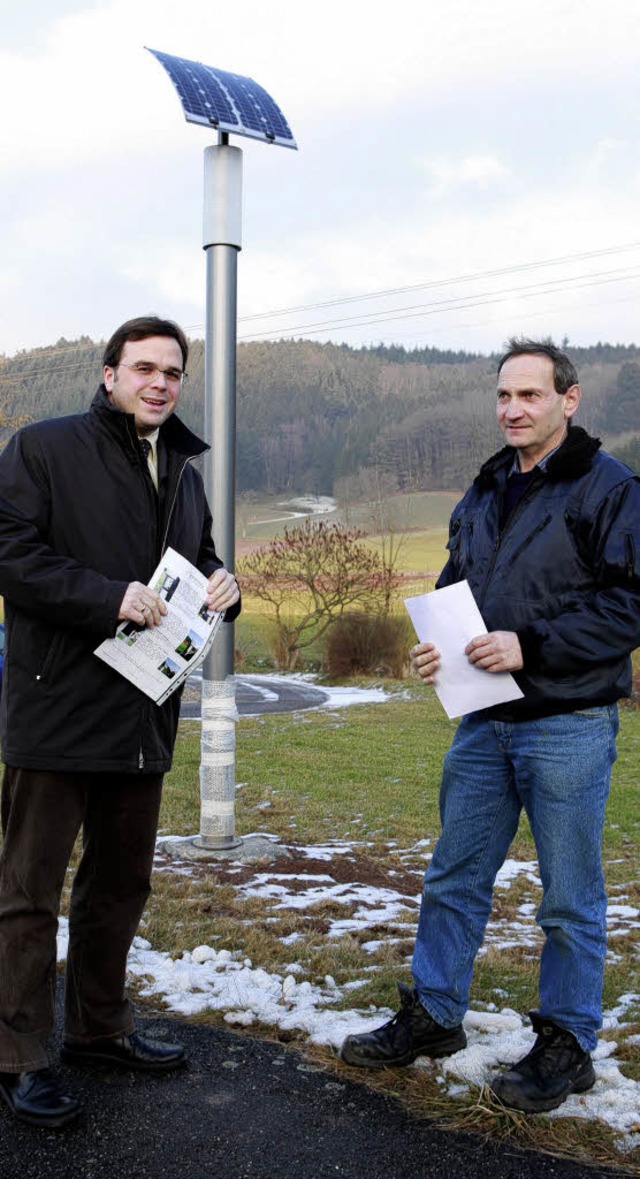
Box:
[238,490,460,547]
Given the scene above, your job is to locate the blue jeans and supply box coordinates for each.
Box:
[412,706,618,1052]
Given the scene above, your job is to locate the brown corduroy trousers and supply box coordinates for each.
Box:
[0,766,163,1073]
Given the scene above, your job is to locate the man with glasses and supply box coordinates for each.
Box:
[0,316,240,1127]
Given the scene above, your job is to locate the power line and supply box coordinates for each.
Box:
[3,240,640,374]
[237,268,640,342]
[236,241,640,322]
[375,289,640,348]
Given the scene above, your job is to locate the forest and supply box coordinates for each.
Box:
[1,335,639,496]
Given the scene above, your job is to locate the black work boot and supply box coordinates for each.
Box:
[340,982,466,1069]
[491,1012,596,1113]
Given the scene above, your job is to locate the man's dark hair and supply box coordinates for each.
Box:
[102,316,189,370]
[497,336,579,395]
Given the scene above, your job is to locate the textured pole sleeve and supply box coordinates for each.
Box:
[199,675,239,847]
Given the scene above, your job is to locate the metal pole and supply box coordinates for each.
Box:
[198,138,243,850]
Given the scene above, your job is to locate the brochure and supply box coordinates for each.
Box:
[94,547,223,705]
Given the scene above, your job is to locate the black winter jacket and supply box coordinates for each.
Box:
[437,427,640,719]
[0,386,239,772]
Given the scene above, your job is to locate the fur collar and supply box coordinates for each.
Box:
[474,426,602,489]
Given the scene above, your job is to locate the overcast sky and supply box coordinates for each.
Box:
[2,0,639,358]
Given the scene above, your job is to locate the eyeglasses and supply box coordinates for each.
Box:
[118,361,188,387]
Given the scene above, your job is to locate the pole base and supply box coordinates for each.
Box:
[193,834,244,852]
[156,834,287,864]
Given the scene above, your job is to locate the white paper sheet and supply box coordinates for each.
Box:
[404,581,524,719]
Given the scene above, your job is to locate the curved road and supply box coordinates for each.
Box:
[180,673,330,719]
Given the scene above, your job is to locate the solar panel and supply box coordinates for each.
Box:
[147,48,297,150]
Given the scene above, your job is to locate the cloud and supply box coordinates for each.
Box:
[423,155,512,195]
[1,0,640,354]
[3,0,639,172]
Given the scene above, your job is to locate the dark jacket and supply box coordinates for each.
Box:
[437,426,640,719]
[0,386,239,772]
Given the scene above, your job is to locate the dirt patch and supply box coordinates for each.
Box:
[159,848,423,899]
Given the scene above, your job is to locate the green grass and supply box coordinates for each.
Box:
[166,691,454,844]
[363,528,449,576]
[164,688,640,879]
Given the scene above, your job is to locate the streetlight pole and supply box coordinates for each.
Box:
[198,135,243,850]
[146,48,296,862]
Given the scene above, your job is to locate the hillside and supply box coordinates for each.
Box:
[1,336,639,495]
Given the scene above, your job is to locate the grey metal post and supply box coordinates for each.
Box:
[198,138,243,850]
[147,48,296,865]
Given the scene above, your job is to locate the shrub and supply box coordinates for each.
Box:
[323,612,414,679]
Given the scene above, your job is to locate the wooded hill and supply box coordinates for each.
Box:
[1,336,639,496]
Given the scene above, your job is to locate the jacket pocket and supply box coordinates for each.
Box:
[509,514,552,564]
[447,515,475,570]
[35,632,64,685]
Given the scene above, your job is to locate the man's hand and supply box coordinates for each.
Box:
[118,582,167,627]
[465,631,523,673]
[205,567,240,615]
[410,641,441,684]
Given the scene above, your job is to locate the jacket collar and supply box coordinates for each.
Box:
[474,425,602,489]
[89,385,209,462]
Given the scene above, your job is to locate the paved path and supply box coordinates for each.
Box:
[181,674,330,720]
[0,1000,631,1179]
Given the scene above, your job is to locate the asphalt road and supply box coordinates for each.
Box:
[0,1001,631,1179]
[180,674,330,720]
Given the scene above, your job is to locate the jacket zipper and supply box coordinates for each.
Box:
[136,459,192,772]
[134,445,191,772]
[160,457,192,558]
[625,534,635,580]
[476,472,544,610]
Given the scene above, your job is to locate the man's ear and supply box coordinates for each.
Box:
[563,383,581,420]
[104,365,115,394]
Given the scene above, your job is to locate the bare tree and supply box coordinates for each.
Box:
[344,465,407,616]
[237,518,389,670]
[237,490,259,540]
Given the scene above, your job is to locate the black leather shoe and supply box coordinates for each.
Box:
[61,1031,186,1073]
[340,982,467,1069]
[0,1068,80,1127]
[491,1013,596,1113]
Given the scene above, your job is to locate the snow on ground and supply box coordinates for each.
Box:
[279,496,337,516]
[55,844,640,1152]
[249,495,337,528]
